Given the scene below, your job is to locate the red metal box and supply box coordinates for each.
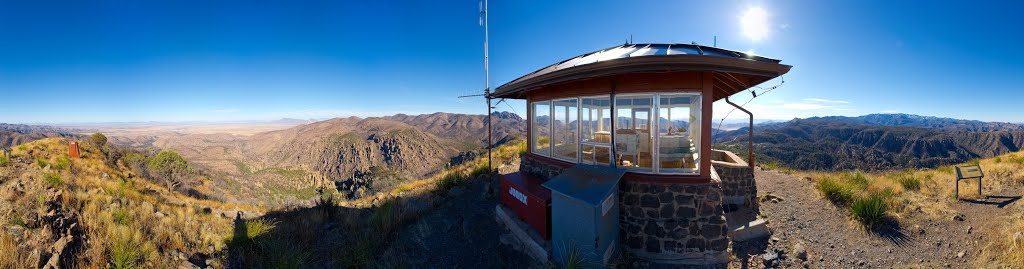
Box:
[500,172,552,239]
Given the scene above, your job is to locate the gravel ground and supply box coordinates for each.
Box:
[383,174,541,269]
[729,169,1023,269]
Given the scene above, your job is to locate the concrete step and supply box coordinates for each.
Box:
[728,218,770,242]
[495,204,550,262]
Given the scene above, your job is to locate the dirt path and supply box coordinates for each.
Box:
[730,169,1024,268]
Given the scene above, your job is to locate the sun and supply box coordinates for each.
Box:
[740,7,770,41]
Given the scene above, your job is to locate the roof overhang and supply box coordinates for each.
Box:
[492,44,792,101]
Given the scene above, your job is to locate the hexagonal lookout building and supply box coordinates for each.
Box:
[493,43,791,268]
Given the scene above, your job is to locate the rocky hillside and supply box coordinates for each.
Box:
[150,112,526,204]
[0,138,259,268]
[0,123,78,149]
[715,114,1024,170]
[383,111,526,147]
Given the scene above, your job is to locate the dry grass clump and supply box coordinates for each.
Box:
[0,232,30,268]
[811,171,899,229]
[978,213,1024,268]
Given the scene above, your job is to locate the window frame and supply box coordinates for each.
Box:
[529,91,702,175]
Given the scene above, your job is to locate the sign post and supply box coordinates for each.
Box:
[955,165,984,199]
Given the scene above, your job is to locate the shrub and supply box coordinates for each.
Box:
[0,154,8,167]
[891,173,921,191]
[851,193,888,230]
[148,150,191,191]
[816,177,854,205]
[43,172,63,188]
[109,228,143,269]
[90,133,108,147]
[965,158,981,166]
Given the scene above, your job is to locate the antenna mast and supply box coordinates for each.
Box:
[481,0,492,175]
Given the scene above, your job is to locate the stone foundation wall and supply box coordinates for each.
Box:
[711,150,757,213]
[519,154,566,180]
[518,154,730,268]
[619,177,730,267]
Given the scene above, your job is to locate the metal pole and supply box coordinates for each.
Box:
[725,97,755,169]
[484,0,492,175]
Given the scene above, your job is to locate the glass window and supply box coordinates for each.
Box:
[530,92,702,175]
[658,94,701,174]
[552,98,579,162]
[614,95,654,172]
[531,101,551,156]
[580,96,612,165]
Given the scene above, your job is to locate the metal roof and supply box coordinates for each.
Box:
[492,43,791,99]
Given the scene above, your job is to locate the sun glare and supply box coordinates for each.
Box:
[741,7,770,41]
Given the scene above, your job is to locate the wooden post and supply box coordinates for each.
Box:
[68,142,80,159]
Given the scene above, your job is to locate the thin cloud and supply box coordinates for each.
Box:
[802,98,849,104]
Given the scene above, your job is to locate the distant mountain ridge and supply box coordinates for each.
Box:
[715,114,1024,171]
[0,123,78,148]
[806,113,1024,132]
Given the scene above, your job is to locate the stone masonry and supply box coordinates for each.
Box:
[519,154,731,268]
[618,174,730,268]
[711,150,757,214]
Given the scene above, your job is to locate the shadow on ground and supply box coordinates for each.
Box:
[223,174,537,269]
[870,218,913,248]
[961,195,1021,208]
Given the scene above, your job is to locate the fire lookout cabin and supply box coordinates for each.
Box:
[493,43,791,268]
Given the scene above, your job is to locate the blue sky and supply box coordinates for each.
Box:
[1,1,1022,124]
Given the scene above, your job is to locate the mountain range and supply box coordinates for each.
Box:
[0,123,78,149]
[714,114,1024,170]
[149,112,526,205]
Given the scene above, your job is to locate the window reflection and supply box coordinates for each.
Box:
[531,101,551,156]
[580,96,611,165]
[614,95,654,172]
[658,94,700,174]
[552,98,578,161]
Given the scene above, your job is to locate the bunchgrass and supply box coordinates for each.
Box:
[434,170,467,195]
[0,154,9,167]
[53,154,71,170]
[108,227,143,269]
[469,163,491,178]
[891,173,921,191]
[370,198,407,236]
[816,177,854,205]
[560,242,591,269]
[112,208,131,225]
[850,192,889,230]
[43,172,63,188]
